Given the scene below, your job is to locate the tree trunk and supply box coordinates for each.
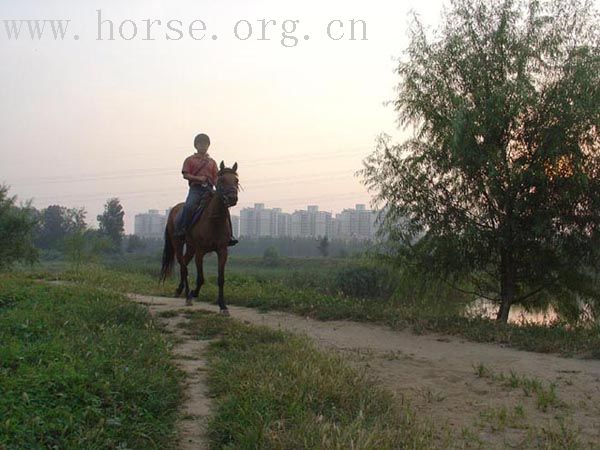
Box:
[497,249,516,323]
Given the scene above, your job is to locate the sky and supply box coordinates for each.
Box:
[1,0,446,233]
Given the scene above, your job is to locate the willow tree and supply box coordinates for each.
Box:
[362,0,600,322]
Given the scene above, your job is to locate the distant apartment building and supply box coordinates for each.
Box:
[291,210,309,237]
[240,204,294,238]
[334,204,379,240]
[240,203,265,237]
[240,203,378,240]
[291,205,333,238]
[271,208,292,237]
[134,209,167,239]
[231,215,240,237]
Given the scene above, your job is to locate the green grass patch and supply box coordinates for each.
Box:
[190,275,600,358]
[179,310,436,450]
[0,275,182,449]
[27,262,600,358]
[28,264,172,297]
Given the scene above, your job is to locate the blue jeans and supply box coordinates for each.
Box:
[176,184,213,234]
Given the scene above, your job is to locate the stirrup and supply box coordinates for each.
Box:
[228,238,239,247]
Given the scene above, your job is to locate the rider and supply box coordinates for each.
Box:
[174,133,238,246]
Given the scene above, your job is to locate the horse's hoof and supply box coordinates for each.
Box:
[219,309,230,316]
[185,300,193,306]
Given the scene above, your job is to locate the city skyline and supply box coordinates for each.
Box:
[134,201,380,240]
[1,0,447,235]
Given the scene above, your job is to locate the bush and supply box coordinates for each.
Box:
[262,246,280,267]
[333,261,397,299]
[0,186,37,271]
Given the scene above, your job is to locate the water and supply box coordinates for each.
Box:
[464,299,558,325]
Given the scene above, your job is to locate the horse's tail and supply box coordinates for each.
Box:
[159,226,175,283]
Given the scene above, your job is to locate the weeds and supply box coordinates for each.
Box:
[180,309,437,450]
[525,418,583,450]
[473,364,563,411]
[27,260,600,358]
[0,275,182,449]
[474,362,492,378]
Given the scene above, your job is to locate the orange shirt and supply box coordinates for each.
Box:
[181,154,218,186]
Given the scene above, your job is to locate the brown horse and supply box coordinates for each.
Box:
[159,161,239,312]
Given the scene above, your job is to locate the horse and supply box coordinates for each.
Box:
[159,161,239,313]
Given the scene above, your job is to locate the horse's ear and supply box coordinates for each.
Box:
[232,162,238,172]
[219,161,225,171]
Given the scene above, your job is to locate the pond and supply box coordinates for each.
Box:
[464,298,558,326]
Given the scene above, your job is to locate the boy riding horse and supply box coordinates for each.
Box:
[174,133,238,246]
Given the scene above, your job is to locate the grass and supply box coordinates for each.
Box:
[526,418,583,450]
[8,261,597,449]
[178,309,437,450]
[472,365,587,449]
[183,273,600,359]
[26,258,600,358]
[0,274,182,449]
[473,363,562,411]
[478,404,527,432]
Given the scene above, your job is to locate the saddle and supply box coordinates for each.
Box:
[175,191,214,229]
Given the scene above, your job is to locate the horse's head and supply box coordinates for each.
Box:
[216,161,239,207]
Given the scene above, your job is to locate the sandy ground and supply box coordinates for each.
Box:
[145,305,212,450]
[131,294,600,449]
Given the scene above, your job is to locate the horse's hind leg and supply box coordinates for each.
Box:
[216,248,229,314]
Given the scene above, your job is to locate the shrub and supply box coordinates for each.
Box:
[333,261,397,299]
[262,246,280,267]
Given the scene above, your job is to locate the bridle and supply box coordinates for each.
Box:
[216,170,239,208]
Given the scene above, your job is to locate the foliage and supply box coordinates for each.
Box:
[0,276,182,448]
[126,234,146,253]
[262,245,280,267]
[34,204,86,250]
[317,236,330,257]
[33,260,600,358]
[361,0,600,321]
[0,185,37,270]
[333,261,398,299]
[231,236,371,258]
[64,229,112,270]
[97,198,125,252]
[179,310,434,450]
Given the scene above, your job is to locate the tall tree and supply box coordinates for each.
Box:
[362,0,600,322]
[35,205,86,249]
[317,237,330,257]
[0,185,38,270]
[97,198,125,251]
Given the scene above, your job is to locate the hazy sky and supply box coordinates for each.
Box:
[1,0,446,232]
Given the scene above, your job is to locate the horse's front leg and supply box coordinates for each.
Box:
[181,246,194,305]
[216,248,229,314]
[172,238,186,298]
[188,251,205,301]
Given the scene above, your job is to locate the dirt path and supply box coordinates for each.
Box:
[131,294,600,449]
[139,301,212,450]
